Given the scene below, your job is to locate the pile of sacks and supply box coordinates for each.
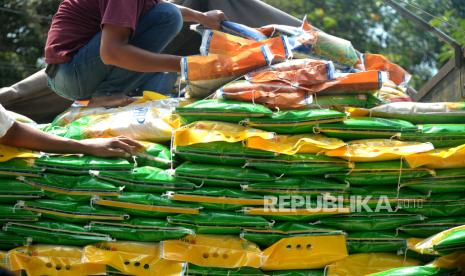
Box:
[1,20,465,276]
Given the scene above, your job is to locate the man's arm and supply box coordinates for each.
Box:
[0,122,142,158]
[100,3,225,72]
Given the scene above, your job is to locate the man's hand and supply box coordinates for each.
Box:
[79,136,144,158]
[199,10,226,30]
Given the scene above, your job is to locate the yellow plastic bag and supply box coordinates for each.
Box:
[9,245,106,276]
[405,144,465,169]
[173,121,274,147]
[326,253,420,276]
[83,241,185,276]
[161,235,263,268]
[411,225,465,255]
[0,144,39,162]
[325,139,434,162]
[261,234,348,270]
[432,253,465,271]
[246,134,345,155]
[0,251,8,270]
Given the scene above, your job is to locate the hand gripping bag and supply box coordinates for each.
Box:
[19,174,122,202]
[173,121,274,148]
[245,153,351,176]
[400,168,465,194]
[84,241,186,276]
[8,245,106,276]
[136,142,172,169]
[174,162,275,187]
[325,253,420,276]
[317,212,425,231]
[413,225,465,255]
[185,264,264,276]
[398,217,465,238]
[175,99,273,124]
[181,45,274,98]
[166,188,266,211]
[0,144,38,162]
[0,205,40,222]
[167,212,272,235]
[92,166,196,193]
[16,199,128,223]
[369,102,465,124]
[35,154,133,174]
[0,158,43,178]
[246,134,346,155]
[174,141,277,166]
[347,231,410,254]
[241,222,341,248]
[314,117,418,140]
[363,53,411,86]
[401,124,465,148]
[261,233,348,270]
[326,160,434,186]
[0,179,43,203]
[87,218,193,242]
[398,193,465,217]
[92,192,201,217]
[161,234,263,268]
[242,109,346,134]
[0,231,29,250]
[3,221,112,246]
[200,30,291,61]
[405,144,465,169]
[325,139,434,162]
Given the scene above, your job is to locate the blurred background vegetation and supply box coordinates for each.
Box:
[1,0,464,90]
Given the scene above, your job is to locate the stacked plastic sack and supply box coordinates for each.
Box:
[0,19,465,276]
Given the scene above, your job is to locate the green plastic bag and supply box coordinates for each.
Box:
[92,192,202,217]
[176,99,273,124]
[348,186,427,208]
[186,265,264,276]
[369,265,451,276]
[242,177,348,196]
[347,231,408,254]
[241,222,340,248]
[166,188,265,211]
[317,212,425,231]
[326,160,434,186]
[399,193,465,217]
[0,179,43,203]
[92,166,196,193]
[3,221,112,246]
[19,174,122,202]
[246,154,350,176]
[18,199,128,223]
[175,162,275,187]
[87,218,193,242]
[0,231,30,250]
[175,141,277,166]
[415,224,465,255]
[167,212,272,234]
[266,270,324,276]
[0,158,43,178]
[242,109,346,134]
[311,94,382,109]
[400,169,465,194]
[0,205,40,221]
[314,117,418,140]
[35,154,134,174]
[136,142,172,168]
[398,217,465,238]
[401,124,465,148]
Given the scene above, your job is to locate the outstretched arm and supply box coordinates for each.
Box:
[0,122,142,158]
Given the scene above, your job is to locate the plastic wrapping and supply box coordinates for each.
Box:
[246,134,345,155]
[182,45,274,98]
[0,144,38,162]
[400,168,465,194]
[317,213,425,231]
[347,231,409,254]
[186,264,264,276]
[8,245,106,276]
[261,234,348,270]
[84,241,186,276]
[92,166,196,193]
[0,158,43,179]
[405,144,465,169]
[325,139,434,162]
[401,124,465,148]
[173,121,274,147]
[35,154,133,174]
[413,225,465,255]
[364,53,411,86]
[0,179,43,203]
[398,217,465,238]
[220,21,268,41]
[0,205,41,221]
[0,231,29,250]
[175,99,273,124]
[161,234,263,268]
[242,206,350,222]
[136,142,172,169]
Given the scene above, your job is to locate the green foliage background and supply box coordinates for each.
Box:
[0,0,464,89]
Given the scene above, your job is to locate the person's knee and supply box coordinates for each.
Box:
[159,2,183,34]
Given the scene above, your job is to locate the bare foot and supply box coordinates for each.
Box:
[87,94,136,108]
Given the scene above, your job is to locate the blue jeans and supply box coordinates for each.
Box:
[47,2,183,100]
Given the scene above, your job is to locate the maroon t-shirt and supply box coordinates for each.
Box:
[45,0,156,64]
